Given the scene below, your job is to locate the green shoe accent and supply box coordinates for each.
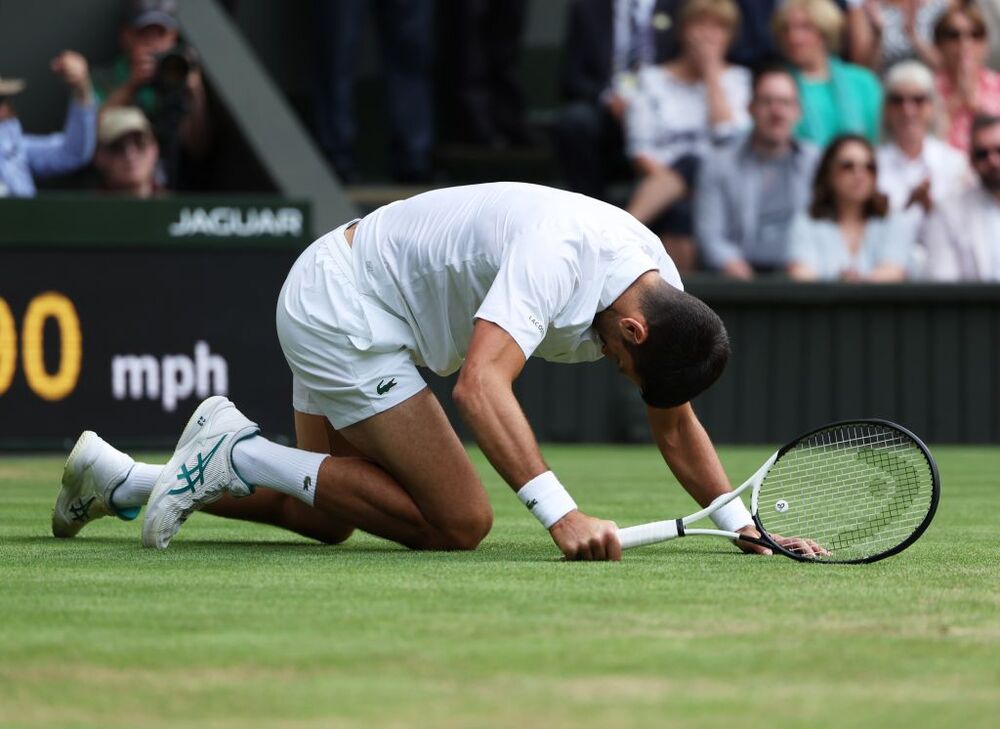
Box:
[115,505,141,521]
[170,435,228,495]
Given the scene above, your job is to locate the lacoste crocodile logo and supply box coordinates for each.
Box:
[376,378,398,395]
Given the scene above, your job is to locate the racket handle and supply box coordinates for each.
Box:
[618,519,680,550]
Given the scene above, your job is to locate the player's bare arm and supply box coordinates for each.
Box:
[454,319,620,562]
[646,403,772,555]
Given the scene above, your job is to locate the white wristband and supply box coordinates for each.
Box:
[517,471,577,529]
[709,493,753,533]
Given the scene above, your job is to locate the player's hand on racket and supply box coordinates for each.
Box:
[550,511,622,561]
[769,533,830,558]
[734,525,774,556]
[734,525,829,558]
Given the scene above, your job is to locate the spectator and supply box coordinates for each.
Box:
[846,1,949,73]
[933,3,1000,151]
[625,0,751,271]
[788,134,913,281]
[0,52,96,198]
[92,0,211,189]
[555,0,680,201]
[696,66,820,279]
[774,0,884,146]
[877,60,972,228]
[922,114,1000,280]
[312,0,434,183]
[93,107,161,198]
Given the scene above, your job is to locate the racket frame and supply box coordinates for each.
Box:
[617,419,940,564]
[750,419,940,564]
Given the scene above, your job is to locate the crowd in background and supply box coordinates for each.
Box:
[557,0,1000,283]
[0,0,211,200]
[2,0,1000,283]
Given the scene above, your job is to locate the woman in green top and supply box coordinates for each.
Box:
[773,0,883,147]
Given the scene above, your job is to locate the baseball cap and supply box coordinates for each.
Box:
[99,107,153,145]
[0,75,26,96]
[124,0,179,30]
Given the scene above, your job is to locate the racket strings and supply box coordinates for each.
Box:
[768,447,925,551]
[755,424,935,561]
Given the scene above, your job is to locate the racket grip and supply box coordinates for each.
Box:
[618,520,680,550]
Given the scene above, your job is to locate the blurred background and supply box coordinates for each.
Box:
[3,0,1000,449]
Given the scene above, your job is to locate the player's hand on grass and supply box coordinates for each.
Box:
[550,510,621,561]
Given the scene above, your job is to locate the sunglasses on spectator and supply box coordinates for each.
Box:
[972,145,1000,162]
[940,27,986,42]
[106,132,152,156]
[836,159,877,173]
[887,93,930,107]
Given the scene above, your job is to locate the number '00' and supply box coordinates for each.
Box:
[0,293,81,401]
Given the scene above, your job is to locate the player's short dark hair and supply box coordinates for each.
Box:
[623,283,730,409]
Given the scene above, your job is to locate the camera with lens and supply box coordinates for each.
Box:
[152,42,198,94]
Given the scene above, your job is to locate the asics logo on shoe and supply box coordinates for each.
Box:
[170,435,228,495]
[197,416,206,426]
[69,496,97,522]
[376,378,398,395]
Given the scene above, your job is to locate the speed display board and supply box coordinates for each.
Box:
[1,247,303,450]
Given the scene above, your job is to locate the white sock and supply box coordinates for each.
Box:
[110,462,162,510]
[231,436,327,506]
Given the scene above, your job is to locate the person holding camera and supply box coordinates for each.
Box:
[92,0,211,188]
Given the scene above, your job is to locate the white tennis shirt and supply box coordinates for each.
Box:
[349,182,683,375]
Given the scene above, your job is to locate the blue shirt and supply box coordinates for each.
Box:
[787,212,914,280]
[0,100,97,197]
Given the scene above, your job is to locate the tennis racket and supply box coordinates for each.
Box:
[618,419,940,563]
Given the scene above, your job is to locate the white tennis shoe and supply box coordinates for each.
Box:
[141,396,259,550]
[53,431,140,538]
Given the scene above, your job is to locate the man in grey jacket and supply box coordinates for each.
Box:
[694,65,819,279]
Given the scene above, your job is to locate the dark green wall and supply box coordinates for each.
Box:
[688,280,1000,444]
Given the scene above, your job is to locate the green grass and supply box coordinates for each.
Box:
[1,445,998,729]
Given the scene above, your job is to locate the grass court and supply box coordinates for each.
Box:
[1,444,998,728]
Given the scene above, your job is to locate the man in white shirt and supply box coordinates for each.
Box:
[922,115,1000,280]
[876,61,971,230]
[54,183,789,561]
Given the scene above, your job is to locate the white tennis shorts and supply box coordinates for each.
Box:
[275,221,427,429]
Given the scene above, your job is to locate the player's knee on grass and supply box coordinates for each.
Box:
[421,502,493,551]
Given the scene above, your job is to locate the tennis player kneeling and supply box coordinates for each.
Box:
[53,182,816,561]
